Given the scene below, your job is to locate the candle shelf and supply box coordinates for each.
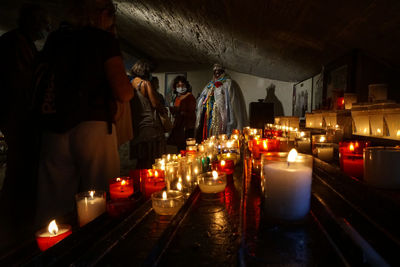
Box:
[3,144,400,266]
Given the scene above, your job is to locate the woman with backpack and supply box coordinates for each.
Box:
[35,0,133,227]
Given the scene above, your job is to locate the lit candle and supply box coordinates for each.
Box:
[35,220,72,251]
[109,177,134,200]
[75,191,106,227]
[220,152,239,165]
[339,141,369,179]
[364,147,400,188]
[186,138,196,146]
[151,190,184,215]
[212,159,235,175]
[263,149,313,221]
[142,169,165,199]
[198,171,227,193]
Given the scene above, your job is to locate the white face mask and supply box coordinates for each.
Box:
[176,87,187,94]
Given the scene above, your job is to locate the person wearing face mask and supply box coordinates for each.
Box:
[168,76,196,151]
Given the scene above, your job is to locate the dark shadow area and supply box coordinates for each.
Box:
[264,83,284,116]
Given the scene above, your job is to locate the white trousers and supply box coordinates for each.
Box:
[36,121,120,226]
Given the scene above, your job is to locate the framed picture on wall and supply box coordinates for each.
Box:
[165,72,187,106]
[293,79,312,118]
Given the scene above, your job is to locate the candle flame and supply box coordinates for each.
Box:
[89,191,94,198]
[186,175,191,181]
[300,132,305,137]
[162,191,167,200]
[288,149,298,163]
[397,130,400,137]
[227,153,231,157]
[155,170,158,177]
[263,140,268,150]
[227,141,232,148]
[116,177,121,182]
[194,167,199,174]
[212,171,218,179]
[377,128,382,134]
[177,182,182,191]
[349,143,355,152]
[167,154,171,160]
[335,124,339,129]
[121,180,126,186]
[221,160,226,167]
[319,136,326,142]
[48,220,58,235]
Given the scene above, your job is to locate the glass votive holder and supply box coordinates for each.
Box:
[314,143,335,162]
[141,169,165,199]
[212,159,235,175]
[339,141,369,179]
[197,171,227,194]
[186,138,196,146]
[186,145,197,152]
[250,138,280,159]
[75,190,106,227]
[109,177,134,200]
[218,134,228,141]
[219,152,239,165]
[278,137,295,152]
[165,162,180,191]
[364,147,400,188]
[151,190,184,216]
[295,137,311,154]
[312,134,327,151]
[261,150,313,221]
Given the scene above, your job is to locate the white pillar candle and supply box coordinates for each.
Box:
[263,149,313,221]
[364,147,400,188]
[75,191,106,227]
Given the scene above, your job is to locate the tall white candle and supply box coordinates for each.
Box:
[263,149,312,221]
[76,191,106,227]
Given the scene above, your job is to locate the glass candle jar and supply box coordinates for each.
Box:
[364,147,400,188]
[151,190,184,215]
[75,191,106,227]
[197,171,227,194]
[109,177,134,200]
[261,150,313,221]
[314,143,335,162]
[186,138,196,146]
[339,141,369,179]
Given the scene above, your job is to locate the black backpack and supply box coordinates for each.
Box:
[31,24,90,133]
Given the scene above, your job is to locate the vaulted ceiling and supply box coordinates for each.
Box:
[1,0,400,81]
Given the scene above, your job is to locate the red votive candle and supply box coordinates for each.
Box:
[212,159,235,175]
[109,177,134,200]
[142,169,166,199]
[251,138,280,159]
[339,141,370,179]
[35,220,72,251]
[337,97,345,110]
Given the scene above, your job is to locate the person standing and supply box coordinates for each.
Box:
[35,0,133,227]
[129,60,167,169]
[168,76,196,151]
[0,4,50,251]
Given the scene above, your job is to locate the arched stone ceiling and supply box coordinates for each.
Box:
[1,0,400,81]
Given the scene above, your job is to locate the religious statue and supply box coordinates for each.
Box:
[195,64,248,141]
